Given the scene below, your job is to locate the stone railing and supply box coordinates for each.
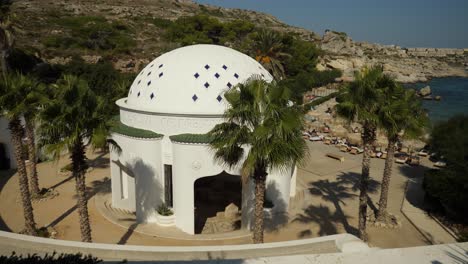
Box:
[0,231,369,261]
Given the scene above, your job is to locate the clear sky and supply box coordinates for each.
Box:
[194,0,468,48]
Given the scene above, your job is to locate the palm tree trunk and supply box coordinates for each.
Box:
[8,118,37,236]
[24,117,40,197]
[71,137,92,242]
[359,123,376,242]
[376,137,397,221]
[252,165,267,244]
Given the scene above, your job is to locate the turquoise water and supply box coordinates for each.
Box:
[404,77,468,124]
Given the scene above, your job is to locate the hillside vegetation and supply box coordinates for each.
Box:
[10,0,318,71]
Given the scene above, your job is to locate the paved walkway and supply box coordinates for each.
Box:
[401,176,457,244]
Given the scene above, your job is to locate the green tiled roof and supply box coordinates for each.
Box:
[169,133,213,144]
[110,116,163,139]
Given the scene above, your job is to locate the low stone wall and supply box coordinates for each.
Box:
[0,231,368,261]
[406,48,464,57]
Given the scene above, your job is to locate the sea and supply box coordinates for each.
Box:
[404,77,468,124]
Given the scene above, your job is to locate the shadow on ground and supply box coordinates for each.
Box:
[46,177,110,229]
[398,164,431,211]
[294,171,380,237]
[0,169,16,232]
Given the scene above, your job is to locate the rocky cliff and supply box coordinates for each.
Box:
[318,30,468,82]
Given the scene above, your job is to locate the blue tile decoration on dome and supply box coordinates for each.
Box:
[150,64,154,68]
[150,93,154,100]
[159,64,163,68]
[194,72,199,79]
[204,64,210,70]
[216,95,223,102]
[147,71,151,76]
[222,65,227,70]
[137,91,140,97]
[159,72,163,77]
[234,73,239,79]
[137,80,141,85]
[147,81,151,86]
[192,94,198,102]
[227,82,232,88]
[204,82,210,88]
[214,73,220,78]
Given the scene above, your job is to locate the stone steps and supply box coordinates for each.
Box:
[103,199,135,219]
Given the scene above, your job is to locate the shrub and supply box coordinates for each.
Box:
[151,17,173,29]
[0,252,101,263]
[423,115,468,223]
[43,16,135,52]
[157,203,173,216]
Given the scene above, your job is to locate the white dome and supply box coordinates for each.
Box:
[122,44,273,115]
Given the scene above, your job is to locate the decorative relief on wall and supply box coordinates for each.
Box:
[192,161,202,170]
[120,110,223,135]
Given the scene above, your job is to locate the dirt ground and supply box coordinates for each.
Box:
[0,142,431,248]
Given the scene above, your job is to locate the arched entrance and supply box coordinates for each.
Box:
[194,171,242,234]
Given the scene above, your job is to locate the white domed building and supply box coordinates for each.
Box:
[109,44,298,235]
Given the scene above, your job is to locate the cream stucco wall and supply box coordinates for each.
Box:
[110,133,163,223]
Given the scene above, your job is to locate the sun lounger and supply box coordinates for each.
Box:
[326,153,345,162]
[349,148,358,155]
[417,149,429,157]
[339,146,349,152]
[351,146,363,154]
[400,147,409,154]
[394,153,409,164]
[380,153,387,159]
[309,136,323,141]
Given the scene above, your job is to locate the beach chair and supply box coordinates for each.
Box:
[326,153,345,162]
[339,146,349,152]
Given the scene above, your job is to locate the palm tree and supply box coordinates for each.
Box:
[0,73,46,196]
[252,29,289,80]
[0,73,38,236]
[208,77,307,243]
[39,75,108,242]
[376,85,427,221]
[335,66,388,241]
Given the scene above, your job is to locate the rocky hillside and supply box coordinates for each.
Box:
[10,0,318,72]
[318,30,468,82]
[9,0,468,81]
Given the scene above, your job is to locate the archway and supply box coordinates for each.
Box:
[194,171,242,234]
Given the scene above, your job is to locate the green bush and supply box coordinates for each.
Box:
[43,16,135,52]
[0,252,101,263]
[60,57,135,115]
[157,203,173,216]
[423,115,468,223]
[151,17,173,29]
[282,35,322,77]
